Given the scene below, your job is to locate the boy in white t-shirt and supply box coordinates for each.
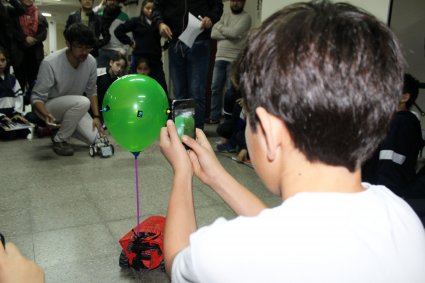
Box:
[159,1,425,282]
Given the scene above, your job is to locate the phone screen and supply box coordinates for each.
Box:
[172,99,196,141]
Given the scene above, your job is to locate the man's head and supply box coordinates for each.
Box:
[230,0,245,14]
[238,0,404,172]
[105,0,118,10]
[401,73,420,110]
[79,0,94,12]
[64,23,96,63]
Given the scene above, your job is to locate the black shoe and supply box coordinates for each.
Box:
[51,137,74,156]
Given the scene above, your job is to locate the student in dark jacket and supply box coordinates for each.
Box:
[96,52,127,124]
[362,73,425,225]
[65,0,110,58]
[152,0,223,129]
[115,0,167,93]
[362,73,424,196]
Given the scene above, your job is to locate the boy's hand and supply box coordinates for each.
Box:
[183,128,226,187]
[160,120,193,176]
[0,242,45,283]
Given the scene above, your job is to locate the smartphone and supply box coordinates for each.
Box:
[172,99,196,142]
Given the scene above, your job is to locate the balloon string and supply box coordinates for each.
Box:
[135,157,140,236]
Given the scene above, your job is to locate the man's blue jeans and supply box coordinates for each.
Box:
[168,39,210,129]
[209,60,232,121]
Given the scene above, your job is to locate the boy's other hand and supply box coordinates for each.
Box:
[184,128,226,187]
[0,242,45,283]
[160,120,193,176]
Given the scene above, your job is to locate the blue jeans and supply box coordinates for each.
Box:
[168,39,210,129]
[209,60,233,121]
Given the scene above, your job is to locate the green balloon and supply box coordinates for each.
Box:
[102,74,169,152]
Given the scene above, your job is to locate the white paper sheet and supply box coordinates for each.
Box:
[178,13,204,48]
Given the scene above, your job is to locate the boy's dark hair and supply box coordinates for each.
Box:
[238,0,404,172]
[403,73,419,109]
[63,23,96,47]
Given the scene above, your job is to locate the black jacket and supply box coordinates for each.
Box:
[115,17,162,59]
[66,9,110,57]
[362,111,424,196]
[152,0,223,40]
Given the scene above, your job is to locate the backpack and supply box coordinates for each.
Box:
[118,215,166,271]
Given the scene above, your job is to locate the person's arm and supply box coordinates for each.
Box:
[220,14,251,39]
[211,16,225,40]
[93,0,105,14]
[85,62,104,134]
[205,0,223,26]
[0,242,44,283]
[31,61,57,124]
[114,18,135,46]
[65,13,74,31]
[96,15,111,48]
[7,0,25,17]
[184,128,267,216]
[159,120,197,275]
[34,13,48,42]
[152,0,172,39]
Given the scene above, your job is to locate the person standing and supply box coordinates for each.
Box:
[65,0,110,59]
[11,0,47,95]
[152,0,223,129]
[95,0,129,68]
[31,23,104,156]
[207,0,251,124]
[115,0,167,93]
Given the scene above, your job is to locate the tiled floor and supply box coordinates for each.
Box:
[0,125,281,282]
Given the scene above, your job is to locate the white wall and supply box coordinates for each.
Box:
[261,0,391,23]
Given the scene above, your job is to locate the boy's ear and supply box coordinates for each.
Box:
[65,40,70,48]
[255,107,290,161]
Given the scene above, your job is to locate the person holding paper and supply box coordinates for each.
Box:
[152,0,223,129]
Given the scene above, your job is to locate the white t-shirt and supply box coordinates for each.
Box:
[172,184,425,283]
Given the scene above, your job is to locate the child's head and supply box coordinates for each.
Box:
[238,0,404,172]
[401,73,419,110]
[108,52,127,77]
[0,46,8,75]
[136,57,151,76]
[141,0,153,19]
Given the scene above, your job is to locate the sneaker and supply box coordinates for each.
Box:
[51,137,74,156]
[216,143,237,153]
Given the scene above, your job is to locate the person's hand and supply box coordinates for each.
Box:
[159,23,172,40]
[199,16,212,29]
[11,114,28,124]
[25,36,37,47]
[160,120,193,176]
[43,113,60,128]
[92,117,105,135]
[183,128,227,187]
[0,242,45,283]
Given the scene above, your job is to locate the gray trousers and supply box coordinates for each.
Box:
[44,95,98,145]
